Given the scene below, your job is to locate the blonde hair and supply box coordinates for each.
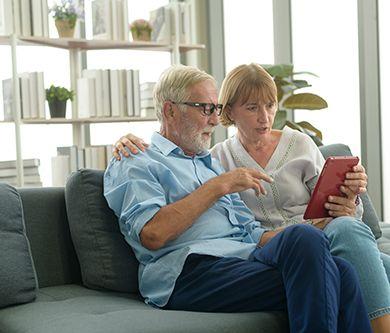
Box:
[218,63,277,127]
[153,65,216,122]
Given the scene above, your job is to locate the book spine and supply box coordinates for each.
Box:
[11,0,21,35]
[109,70,120,117]
[2,78,14,121]
[111,0,118,40]
[77,78,96,118]
[119,69,126,117]
[37,72,46,119]
[82,69,104,117]
[102,69,111,117]
[125,70,134,117]
[31,0,43,37]
[51,155,70,187]
[19,74,31,119]
[122,0,129,41]
[41,0,49,37]
[28,72,39,118]
[132,69,141,117]
[20,0,32,36]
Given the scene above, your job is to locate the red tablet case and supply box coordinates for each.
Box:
[303,156,359,220]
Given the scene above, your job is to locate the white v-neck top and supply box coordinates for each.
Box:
[211,127,363,229]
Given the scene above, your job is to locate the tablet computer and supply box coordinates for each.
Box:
[303,156,359,220]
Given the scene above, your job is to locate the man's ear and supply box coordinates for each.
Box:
[162,101,174,120]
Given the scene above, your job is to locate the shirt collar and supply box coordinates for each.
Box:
[151,132,212,165]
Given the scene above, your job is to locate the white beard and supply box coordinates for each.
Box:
[179,121,213,154]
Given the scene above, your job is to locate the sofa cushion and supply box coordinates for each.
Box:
[377,222,390,255]
[65,169,138,293]
[319,143,382,239]
[18,187,81,288]
[0,284,288,333]
[0,183,38,308]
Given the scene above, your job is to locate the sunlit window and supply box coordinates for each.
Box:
[223,0,274,138]
[291,0,360,156]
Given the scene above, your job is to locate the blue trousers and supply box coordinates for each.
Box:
[165,225,372,333]
[324,217,390,319]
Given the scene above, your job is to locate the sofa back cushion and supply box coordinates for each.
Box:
[319,143,382,239]
[18,187,81,287]
[0,183,38,308]
[65,169,138,293]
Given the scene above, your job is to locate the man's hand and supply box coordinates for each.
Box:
[113,133,149,160]
[325,185,357,217]
[344,164,368,195]
[207,167,274,196]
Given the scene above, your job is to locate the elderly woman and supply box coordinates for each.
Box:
[113,63,390,332]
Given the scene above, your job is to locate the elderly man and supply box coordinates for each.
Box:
[104,65,371,333]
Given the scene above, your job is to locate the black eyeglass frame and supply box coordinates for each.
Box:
[171,101,223,116]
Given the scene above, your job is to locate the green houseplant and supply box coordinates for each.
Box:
[262,64,328,146]
[49,0,84,38]
[129,19,152,41]
[46,85,74,118]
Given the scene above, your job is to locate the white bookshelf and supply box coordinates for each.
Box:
[0,36,205,52]
[19,116,158,124]
[0,1,205,186]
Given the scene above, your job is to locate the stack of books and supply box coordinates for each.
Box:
[52,144,114,186]
[91,0,128,41]
[149,2,195,44]
[77,69,141,118]
[0,0,49,37]
[2,72,46,121]
[140,82,156,118]
[0,158,42,187]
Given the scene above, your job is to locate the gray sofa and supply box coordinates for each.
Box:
[0,144,389,333]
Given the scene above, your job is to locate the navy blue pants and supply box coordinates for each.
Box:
[165,225,372,333]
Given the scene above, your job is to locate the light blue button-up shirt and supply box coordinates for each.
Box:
[104,132,266,307]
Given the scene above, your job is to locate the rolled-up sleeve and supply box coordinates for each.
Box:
[104,160,167,244]
[120,180,167,242]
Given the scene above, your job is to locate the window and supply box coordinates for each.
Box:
[291,0,361,156]
[223,0,274,137]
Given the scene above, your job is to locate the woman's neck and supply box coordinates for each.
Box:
[237,131,274,153]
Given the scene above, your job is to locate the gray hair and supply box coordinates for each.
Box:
[153,65,216,122]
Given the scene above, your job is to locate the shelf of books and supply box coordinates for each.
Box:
[0,158,42,187]
[1,0,204,187]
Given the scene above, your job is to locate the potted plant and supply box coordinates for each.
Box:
[129,19,152,41]
[46,85,74,118]
[262,64,328,146]
[49,0,84,38]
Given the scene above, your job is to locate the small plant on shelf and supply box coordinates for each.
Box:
[46,85,74,118]
[129,19,152,41]
[49,0,84,38]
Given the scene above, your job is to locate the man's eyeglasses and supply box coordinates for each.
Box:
[172,102,223,116]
